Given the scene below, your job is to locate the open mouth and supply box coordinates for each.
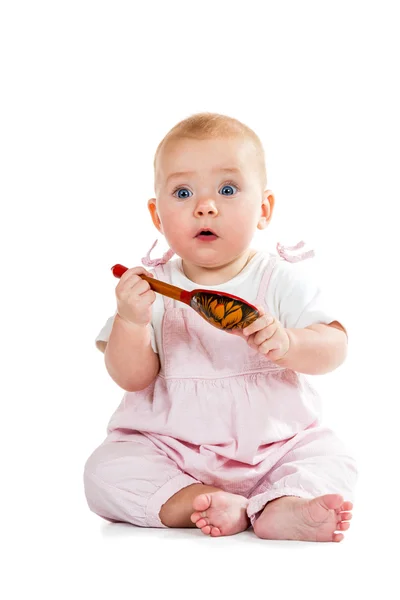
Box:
[195,228,218,238]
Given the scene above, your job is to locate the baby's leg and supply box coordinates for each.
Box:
[84,433,200,528]
[248,426,358,542]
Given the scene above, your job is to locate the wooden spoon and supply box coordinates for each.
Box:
[111,263,259,331]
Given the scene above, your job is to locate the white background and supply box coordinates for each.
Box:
[1,1,399,598]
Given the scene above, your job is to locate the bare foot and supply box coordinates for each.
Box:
[253,494,353,543]
[190,491,250,537]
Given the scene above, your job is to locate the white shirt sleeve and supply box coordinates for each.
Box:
[95,312,158,353]
[266,258,341,330]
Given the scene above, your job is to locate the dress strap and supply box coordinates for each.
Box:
[255,241,315,305]
[152,263,173,311]
[142,239,175,310]
[256,255,279,305]
[141,239,175,267]
[276,240,315,262]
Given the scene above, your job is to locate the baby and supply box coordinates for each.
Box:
[84,113,357,542]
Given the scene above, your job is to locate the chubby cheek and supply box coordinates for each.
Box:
[225,211,257,245]
[159,207,191,247]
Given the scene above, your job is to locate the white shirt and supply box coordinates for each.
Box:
[95,249,339,364]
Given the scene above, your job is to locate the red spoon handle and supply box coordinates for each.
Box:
[111,264,128,278]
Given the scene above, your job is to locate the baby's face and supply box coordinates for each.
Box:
[149,136,272,269]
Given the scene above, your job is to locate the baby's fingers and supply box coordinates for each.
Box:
[117,267,153,289]
[123,266,155,280]
[243,306,272,337]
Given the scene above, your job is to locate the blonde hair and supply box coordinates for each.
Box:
[154,112,267,187]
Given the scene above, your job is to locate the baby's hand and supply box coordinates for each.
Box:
[115,266,156,328]
[232,306,290,362]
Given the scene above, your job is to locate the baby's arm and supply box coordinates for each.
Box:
[266,259,348,375]
[275,320,347,375]
[102,315,160,391]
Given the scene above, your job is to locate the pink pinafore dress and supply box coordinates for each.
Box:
[84,242,358,528]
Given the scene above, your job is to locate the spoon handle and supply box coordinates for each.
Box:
[140,274,191,304]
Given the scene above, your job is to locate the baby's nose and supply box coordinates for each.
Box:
[194,199,218,216]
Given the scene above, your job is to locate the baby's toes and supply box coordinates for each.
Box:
[201,525,212,535]
[338,511,352,522]
[193,493,212,513]
[190,511,202,524]
[195,517,209,529]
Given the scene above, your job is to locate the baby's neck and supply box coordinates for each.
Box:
[181,248,257,286]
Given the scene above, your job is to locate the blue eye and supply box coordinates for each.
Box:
[219,184,237,196]
[174,188,192,199]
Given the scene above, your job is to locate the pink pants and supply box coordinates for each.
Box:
[84,427,357,528]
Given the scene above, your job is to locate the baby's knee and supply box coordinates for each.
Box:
[83,443,151,525]
[84,446,104,481]
[83,447,115,518]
